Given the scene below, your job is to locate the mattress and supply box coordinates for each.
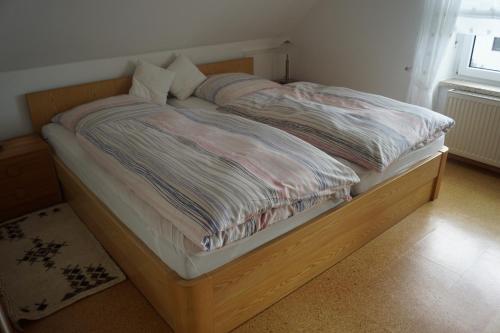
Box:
[341,136,445,195]
[42,123,343,279]
[169,97,446,196]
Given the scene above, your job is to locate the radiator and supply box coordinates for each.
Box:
[444,89,500,168]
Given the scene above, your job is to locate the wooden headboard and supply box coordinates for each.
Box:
[26,57,253,134]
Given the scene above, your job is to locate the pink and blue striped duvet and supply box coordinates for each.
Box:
[218,82,455,171]
[55,95,359,251]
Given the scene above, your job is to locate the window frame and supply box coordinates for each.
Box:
[457,34,500,83]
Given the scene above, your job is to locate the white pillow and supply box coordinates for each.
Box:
[129,60,175,105]
[166,55,207,100]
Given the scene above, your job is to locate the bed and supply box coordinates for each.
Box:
[26,57,449,333]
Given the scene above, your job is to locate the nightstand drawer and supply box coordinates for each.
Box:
[0,176,59,205]
[0,135,62,221]
[0,194,61,221]
[0,178,61,221]
[0,152,53,183]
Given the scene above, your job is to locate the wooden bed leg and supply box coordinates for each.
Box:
[432,147,449,201]
[174,277,214,333]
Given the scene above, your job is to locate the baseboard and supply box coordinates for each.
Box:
[449,154,500,174]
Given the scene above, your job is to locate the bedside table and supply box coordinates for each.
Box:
[0,135,62,221]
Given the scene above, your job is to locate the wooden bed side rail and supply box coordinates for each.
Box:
[53,148,448,333]
[205,148,447,332]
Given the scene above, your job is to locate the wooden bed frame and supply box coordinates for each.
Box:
[26,57,448,333]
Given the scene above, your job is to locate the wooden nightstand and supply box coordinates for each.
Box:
[0,135,62,221]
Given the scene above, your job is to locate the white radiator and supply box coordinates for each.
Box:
[444,89,500,168]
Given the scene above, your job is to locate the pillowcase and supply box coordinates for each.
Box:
[52,95,148,132]
[166,55,206,100]
[194,73,280,106]
[129,60,175,105]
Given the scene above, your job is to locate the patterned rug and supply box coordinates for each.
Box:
[0,203,125,326]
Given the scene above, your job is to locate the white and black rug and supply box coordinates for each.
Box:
[0,203,125,325]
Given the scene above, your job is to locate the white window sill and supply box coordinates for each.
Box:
[439,79,500,99]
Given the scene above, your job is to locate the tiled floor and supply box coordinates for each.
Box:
[24,160,500,333]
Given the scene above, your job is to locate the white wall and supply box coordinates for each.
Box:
[0,0,446,140]
[291,0,425,101]
[433,36,461,113]
[0,0,313,140]
[0,38,285,140]
[0,0,317,72]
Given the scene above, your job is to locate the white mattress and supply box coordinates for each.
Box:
[341,136,445,195]
[42,124,343,279]
[169,97,446,196]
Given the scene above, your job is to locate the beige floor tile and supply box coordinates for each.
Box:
[314,310,389,333]
[321,211,438,293]
[429,291,497,333]
[410,222,488,275]
[439,162,500,226]
[348,279,427,332]
[234,270,377,332]
[483,312,500,333]
[232,305,290,333]
[348,253,461,333]
[448,251,500,309]
[485,245,500,261]
[234,282,386,332]
[23,281,171,333]
[386,253,461,298]
[409,306,478,333]
[409,248,500,333]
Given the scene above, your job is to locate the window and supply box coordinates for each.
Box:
[458,34,500,82]
[470,36,500,71]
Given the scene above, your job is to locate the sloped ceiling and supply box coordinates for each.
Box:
[0,0,319,72]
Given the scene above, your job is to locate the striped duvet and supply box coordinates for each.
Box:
[56,95,359,251]
[219,82,455,171]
